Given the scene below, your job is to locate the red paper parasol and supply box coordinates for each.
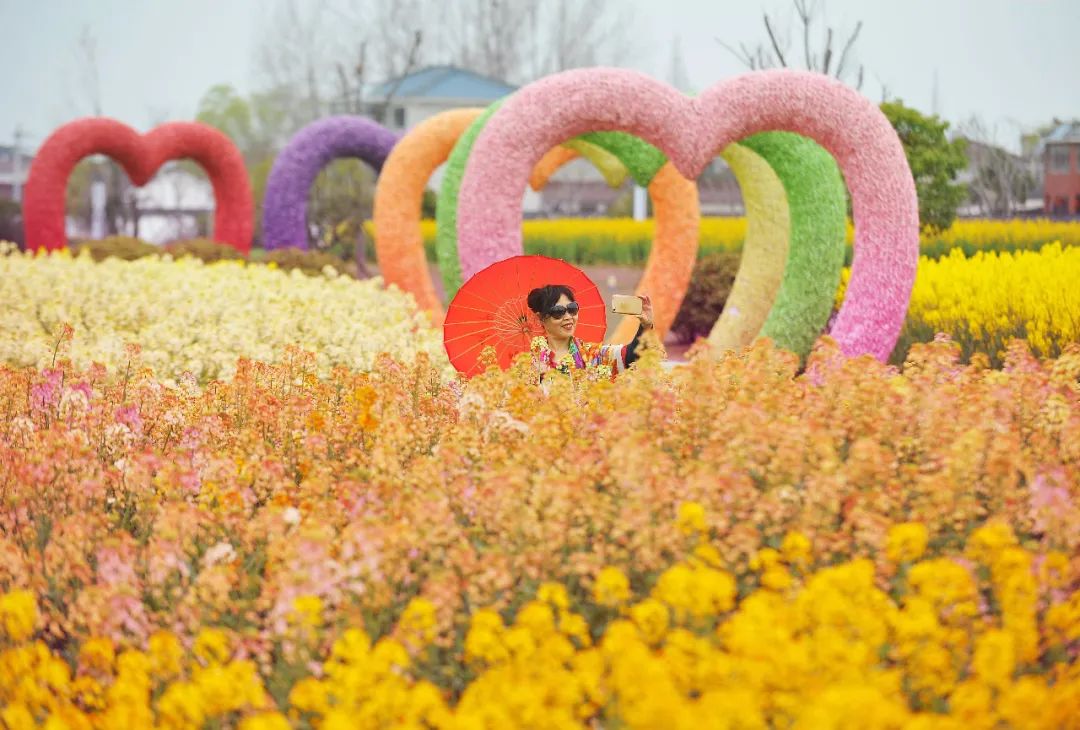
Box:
[443,255,607,377]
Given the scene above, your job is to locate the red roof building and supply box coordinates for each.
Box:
[1043,122,1080,216]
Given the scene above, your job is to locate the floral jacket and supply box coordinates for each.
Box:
[529,324,647,383]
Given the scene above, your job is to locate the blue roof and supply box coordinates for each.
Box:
[1044,122,1080,144]
[369,66,516,101]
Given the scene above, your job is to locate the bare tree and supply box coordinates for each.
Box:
[65,25,138,238]
[717,0,865,89]
[533,0,634,79]
[958,117,1034,217]
[75,25,103,116]
[668,34,692,92]
[254,0,348,126]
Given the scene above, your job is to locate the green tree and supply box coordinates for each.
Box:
[195,84,377,250]
[881,101,968,231]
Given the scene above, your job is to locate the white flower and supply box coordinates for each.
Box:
[283,507,302,526]
[0,251,452,382]
[203,541,236,567]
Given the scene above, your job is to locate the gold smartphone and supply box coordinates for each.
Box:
[611,294,643,316]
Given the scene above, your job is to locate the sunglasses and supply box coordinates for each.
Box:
[546,302,580,319]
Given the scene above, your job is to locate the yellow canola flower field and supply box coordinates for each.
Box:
[403,217,1080,265]
[838,241,1080,364]
[0,246,448,382]
[2,525,1078,728]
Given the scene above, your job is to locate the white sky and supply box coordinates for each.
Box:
[1,0,1077,153]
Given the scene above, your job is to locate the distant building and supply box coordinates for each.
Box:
[956,138,1042,217]
[64,163,213,245]
[360,66,752,217]
[1040,121,1080,216]
[363,65,516,132]
[0,145,31,202]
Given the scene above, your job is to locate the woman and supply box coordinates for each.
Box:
[527,284,654,382]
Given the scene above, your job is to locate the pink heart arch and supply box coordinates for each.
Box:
[456,68,919,362]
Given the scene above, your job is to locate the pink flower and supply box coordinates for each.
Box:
[30,368,63,413]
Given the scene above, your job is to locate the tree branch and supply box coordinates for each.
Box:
[715,37,757,68]
[793,0,813,70]
[821,27,833,75]
[763,13,788,68]
[834,20,862,79]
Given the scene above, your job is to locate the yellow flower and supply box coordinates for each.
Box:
[760,566,793,591]
[749,547,781,572]
[148,630,184,679]
[464,611,509,666]
[288,676,329,715]
[238,713,292,730]
[558,611,592,647]
[536,582,570,612]
[0,590,37,642]
[629,598,670,645]
[77,637,115,674]
[780,531,812,565]
[328,626,371,665]
[193,627,232,665]
[514,600,557,641]
[0,704,35,730]
[886,522,929,563]
[290,594,324,628]
[972,629,1015,688]
[594,566,631,607]
[398,596,438,646]
[370,638,410,674]
[156,680,207,729]
[690,543,724,569]
[676,501,708,536]
[966,523,1018,566]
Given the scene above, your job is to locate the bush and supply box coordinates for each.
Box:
[669,252,741,345]
[164,238,245,263]
[263,247,357,278]
[71,236,160,261]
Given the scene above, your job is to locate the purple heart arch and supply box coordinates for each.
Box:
[261,116,399,250]
[456,68,920,362]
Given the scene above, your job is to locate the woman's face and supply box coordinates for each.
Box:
[540,293,577,340]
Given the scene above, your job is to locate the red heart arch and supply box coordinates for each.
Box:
[23,118,254,254]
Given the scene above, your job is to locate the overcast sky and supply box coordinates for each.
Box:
[1,0,1077,153]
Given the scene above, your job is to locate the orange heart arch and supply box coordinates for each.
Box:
[372,108,699,344]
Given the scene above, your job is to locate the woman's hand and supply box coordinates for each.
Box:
[638,294,654,329]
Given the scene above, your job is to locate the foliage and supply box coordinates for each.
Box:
[0,334,1077,725]
[881,100,969,231]
[0,247,445,382]
[306,159,377,249]
[669,252,741,344]
[422,188,438,220]
[70,235,159,261]
[165,237,245,263]
[262,246,357,278]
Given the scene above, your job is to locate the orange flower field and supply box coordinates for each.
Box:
[1,328,1078,728]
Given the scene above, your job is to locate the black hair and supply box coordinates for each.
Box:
[527,284,576,318]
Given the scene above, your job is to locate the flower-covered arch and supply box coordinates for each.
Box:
[456,68,918,361]
[261,116,399,251]
[23,118,254,254]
